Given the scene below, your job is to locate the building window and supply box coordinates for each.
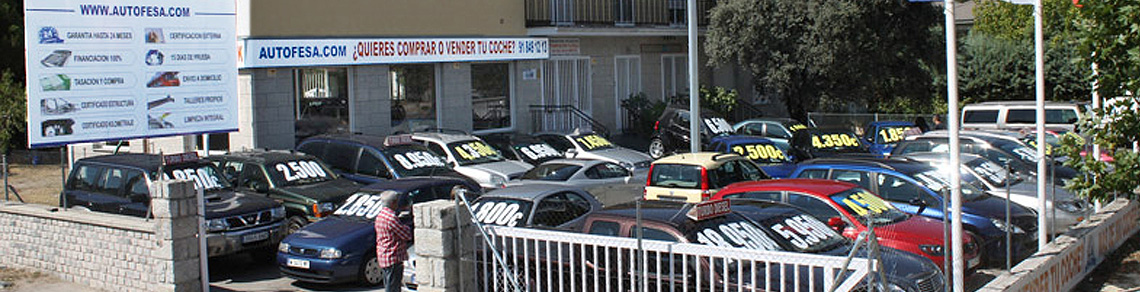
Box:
[661,54,688,100]
[196,133,229,153]
[391,64,437,132]
[471,63,512,131]
[295,68,349,141]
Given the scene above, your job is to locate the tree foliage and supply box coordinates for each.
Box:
[705,0,942,120]
[1060,0,1140,201]
[0,70,25,153]
[0,0,23,83]
[959,32,1089,103]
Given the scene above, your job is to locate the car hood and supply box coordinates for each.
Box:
[583,147,652,166]
[282,216,374,250]
[960,194,1035,219]
[822,243,940,283]
[276,178,360,203]
[204,191,280,219]
[876,215,946,245]
[458,160,533,180]
[759,163,797,179]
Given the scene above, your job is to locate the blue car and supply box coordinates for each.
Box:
[789,157,1038,265]
[296,133,479,189]
[862,121,915,157]
[707,135,798,178]
[276,177,474,286]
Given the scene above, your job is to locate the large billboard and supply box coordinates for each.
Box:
[241,38,549,68]
[24,0,238,148]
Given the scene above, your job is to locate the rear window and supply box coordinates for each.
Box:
[164,163,231,191]
[520,163,581,181]
[648,163,702,189]
[693,213,781,251]
[380,145,450,177]
[470,198,533,227]
[1005,109,1081,124]
[513,142,562,163]
[963,109,999,123]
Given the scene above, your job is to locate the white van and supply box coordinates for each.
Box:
[960,101,1083,131]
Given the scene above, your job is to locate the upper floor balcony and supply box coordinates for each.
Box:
[525,0,714,28]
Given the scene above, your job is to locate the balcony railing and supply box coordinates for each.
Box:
[526,0,713,27]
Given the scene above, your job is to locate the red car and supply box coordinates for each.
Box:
[713,179,981,271]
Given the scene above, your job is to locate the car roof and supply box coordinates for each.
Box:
[77,153,164,172]
[211,149,316,164]
[799,156,937,175]
[592,199,800,231]
[359,177,468,193]
[739,118,802,125]
[305,133,391,148]
[537,159,605,168]
[709,135,776,145]
[480,133,542,144]
[721,179,858,196]
[412,132,481,144]
[653,152,742,168]
[480,183,587,201]
[899,152,987,164]
[966,100,1081,107]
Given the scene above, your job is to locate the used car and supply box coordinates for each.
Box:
[468,183,603,230]
[732,117,811,151]
[410,131,533,189]
[789,128,870,162]
[505,159,647,206]
[707,135,797,178]
[862,121,915,157]
[534,131,652,171]
[647,106,735,159]
[296,133,479,189]
[478,133,565,166]
[643,152,769,202]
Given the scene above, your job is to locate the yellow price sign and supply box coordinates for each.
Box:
[877,127,910,144]
[838,191,892,217]
[811,133,860,149]
[730,144,786,161]
[575,134,613,150]
[789,124,808,132]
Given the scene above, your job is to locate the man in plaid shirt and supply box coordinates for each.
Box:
[375,190,413,292]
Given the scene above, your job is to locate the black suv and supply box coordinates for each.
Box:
[296,133,479,189]
[62,153,286,259]
[207,150,360,234]
[648,106,735,159]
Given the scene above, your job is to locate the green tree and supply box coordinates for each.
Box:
[705,0,942,120]
[0,70,25,153]
[0,0,23,83]
[1060,0,1140,201]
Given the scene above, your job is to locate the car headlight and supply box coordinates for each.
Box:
[319,248,343,259]
[271,206,286,220]
[206,218,229,232]
[919,244,945,256]
[490,174,507,188]
[278,242,290,253]
[991,218,1025,234]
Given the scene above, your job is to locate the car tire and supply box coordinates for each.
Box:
[648,138,667,159]
[286,216,306,235]
[359,254,383,286]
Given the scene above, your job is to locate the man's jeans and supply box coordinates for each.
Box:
[382,262,404,292]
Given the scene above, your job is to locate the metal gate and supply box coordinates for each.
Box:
[540,57,593,133]
[614,55,642,133]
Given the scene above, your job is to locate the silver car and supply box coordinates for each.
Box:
[900,152,1092,234]
[533,131,653,171]
[469,184,603,230]
[505,159,648,206]
[411,131,533,190]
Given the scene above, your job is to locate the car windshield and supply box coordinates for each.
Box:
[807,131,863,152]
[470,198,533,227]
[380,145,451,177]
[164,163,232,191]
[874,125,913,144]
[512,142,562,163]
[266,159,336,187]
[693,213,782,252]
[785,122,808,132]
[829,188,909,226]
[995,141,1039,163]
[521,163,581,181]
[912,170,986,201]
[964,158,1020,187]
[331,191,410,221]
[447,140,505,166]
[750,213,848,253]
[571,134,615,151]
[728,141,791,164]
[703,117,735,136]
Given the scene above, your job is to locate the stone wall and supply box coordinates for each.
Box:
[0,180,203,292]
[413,199,477,292]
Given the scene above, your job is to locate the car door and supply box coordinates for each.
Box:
[875,173,943,218]
[583,162,633,186]
[90,167,134,215]
[63,163,105,209]
[530,192,593,228]
[119,172,151,217]
[666,111,691,149]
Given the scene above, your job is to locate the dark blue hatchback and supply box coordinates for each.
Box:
[789,157,1039,265]
[862,121,915,157]
[707,135,797,178]
[276,177,473,286]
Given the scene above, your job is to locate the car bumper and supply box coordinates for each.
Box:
[1046,208,1090,235]
[278,253,363,284]
[979,231,1037,264]
[206,221,287,257]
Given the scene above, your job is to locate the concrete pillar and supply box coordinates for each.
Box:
[149,180,203,292]
[413,200,477,292]
[439,63,474,131]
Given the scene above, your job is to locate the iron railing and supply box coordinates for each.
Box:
[525,0,714,27]
[530,105,610,137]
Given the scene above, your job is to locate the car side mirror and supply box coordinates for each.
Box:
[827,217,847,231]
[909,198,928,214]
[565,149,578,158]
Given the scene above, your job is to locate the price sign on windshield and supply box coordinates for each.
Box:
[575,134,613,150]
[517,143,561,160]
[770,214,835,250]
[788,124,808,132]
[730,144,786,162]
[836,190,892,217]
[453,141,499,161]
[393,151,445,170]
[274,160,329,182]
[877,127,910,144]
[703,118,734,135]
[811,133,860,149]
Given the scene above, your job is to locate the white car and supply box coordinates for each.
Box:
[533,131,653,171]
[411,131,533,189]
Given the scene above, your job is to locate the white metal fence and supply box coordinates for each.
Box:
[467,225,873,292]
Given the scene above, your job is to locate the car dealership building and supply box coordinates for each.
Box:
[72,0,779,157]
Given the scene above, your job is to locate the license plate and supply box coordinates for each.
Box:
[968,256,981,268]
[287,258,310,269]
[242,232,269,243]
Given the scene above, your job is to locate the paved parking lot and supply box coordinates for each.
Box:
[208,253,383,292]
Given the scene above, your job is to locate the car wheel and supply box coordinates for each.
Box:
[286,216,306,235]
[359,254,383,286]
[648,138,667,159]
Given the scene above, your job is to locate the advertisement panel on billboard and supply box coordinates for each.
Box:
[24,0,238,148]
[241,38,550,68]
